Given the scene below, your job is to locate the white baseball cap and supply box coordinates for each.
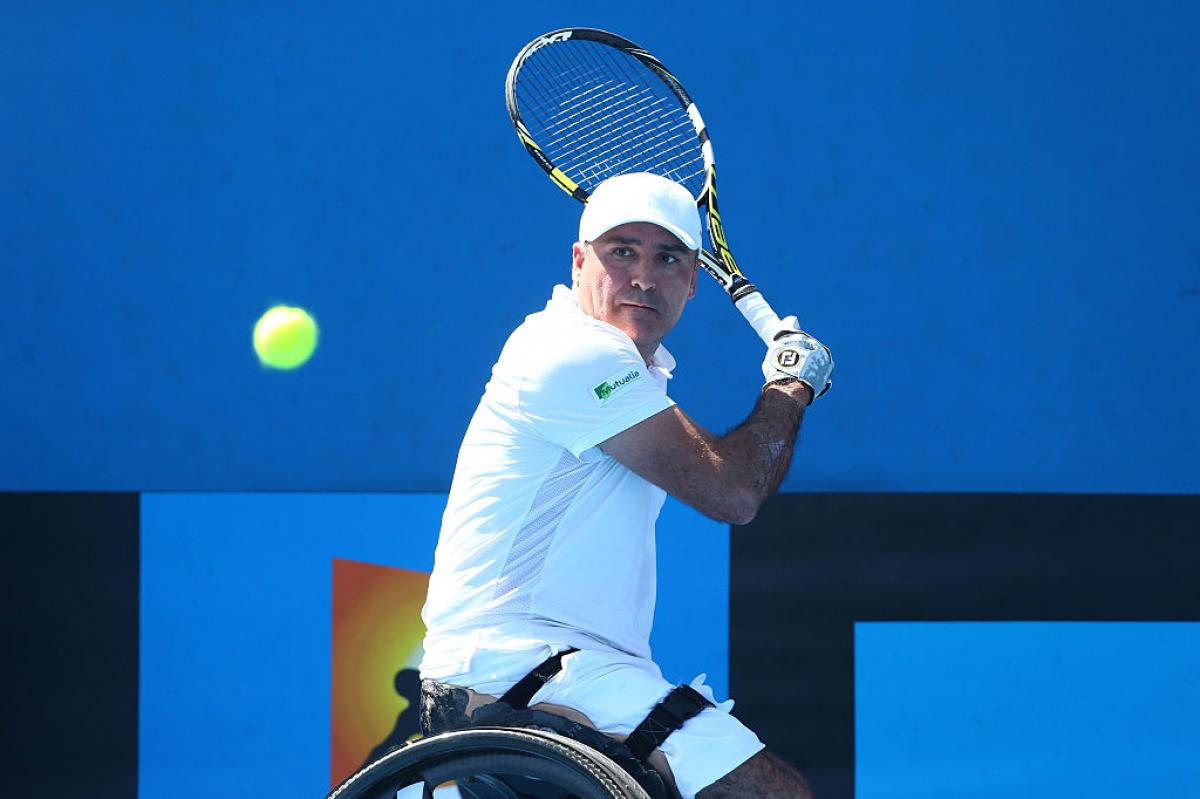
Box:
[578,173,701,251]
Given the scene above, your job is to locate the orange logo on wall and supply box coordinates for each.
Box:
[330,557,429,787]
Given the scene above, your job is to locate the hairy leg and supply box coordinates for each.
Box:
[695,749,813,799]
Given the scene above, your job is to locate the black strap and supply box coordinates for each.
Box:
[497,648,579,709]
[625,684,713,761]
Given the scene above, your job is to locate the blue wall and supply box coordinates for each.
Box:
[856,623,1200,797]
[4,1,1197,493]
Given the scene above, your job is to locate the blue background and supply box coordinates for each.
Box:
[4,1,1198,493]
[856,622,1200,797]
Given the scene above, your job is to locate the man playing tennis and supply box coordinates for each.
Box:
[420,173,832,798]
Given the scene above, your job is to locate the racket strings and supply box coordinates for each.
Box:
[525,47,653,154]
[514,40,707,196]
[555,96,678,177]
[535,74,628,138]
[541,83,652,151]
[585,43,709,192]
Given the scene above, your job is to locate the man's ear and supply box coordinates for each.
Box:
[687,255,699,299]
[571,242,586,284]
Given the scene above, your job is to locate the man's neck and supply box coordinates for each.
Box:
[636,341,660,367]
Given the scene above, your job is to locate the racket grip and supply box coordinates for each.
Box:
[734,290,784,346]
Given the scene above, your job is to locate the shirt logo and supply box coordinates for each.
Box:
[593,368,642,405]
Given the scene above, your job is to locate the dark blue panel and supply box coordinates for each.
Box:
[0,493,138,798]
[731,491,1200,798]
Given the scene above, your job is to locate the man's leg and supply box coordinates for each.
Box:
[695,750,814,799]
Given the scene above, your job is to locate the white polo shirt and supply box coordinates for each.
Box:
[420,284,676,680]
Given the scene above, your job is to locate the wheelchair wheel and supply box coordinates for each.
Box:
[327,727,652,799]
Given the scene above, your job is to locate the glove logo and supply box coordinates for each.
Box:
[776,349,802,369]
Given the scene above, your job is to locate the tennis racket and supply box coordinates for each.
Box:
[505,27,785,346]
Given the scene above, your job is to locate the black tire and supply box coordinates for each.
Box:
[327,727,652,799]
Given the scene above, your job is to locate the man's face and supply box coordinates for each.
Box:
[572,222,699,361]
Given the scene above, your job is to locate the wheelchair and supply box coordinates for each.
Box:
[328,650,709,799]
[325,725,654,799]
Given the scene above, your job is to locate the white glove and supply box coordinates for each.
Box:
[762,315,834,400]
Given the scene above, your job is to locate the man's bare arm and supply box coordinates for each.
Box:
[600,379,813,525]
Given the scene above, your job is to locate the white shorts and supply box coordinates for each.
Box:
[456,646,764,799]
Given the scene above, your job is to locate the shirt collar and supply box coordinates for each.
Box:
[549,285,675,377]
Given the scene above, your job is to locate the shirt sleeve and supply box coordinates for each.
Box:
[513,321,675,459]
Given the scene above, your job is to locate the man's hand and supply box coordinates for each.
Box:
[762,316,834,401]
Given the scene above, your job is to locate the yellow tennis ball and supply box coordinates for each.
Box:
[253,305,318,369]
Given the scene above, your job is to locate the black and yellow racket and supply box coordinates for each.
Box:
[505,27,786,346]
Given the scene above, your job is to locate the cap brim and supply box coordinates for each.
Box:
[585,217,700,251]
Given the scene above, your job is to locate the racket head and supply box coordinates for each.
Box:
[506,28,750,292]
[506,29,712,199]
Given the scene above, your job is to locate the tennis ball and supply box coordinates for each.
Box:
[253,305,318,369]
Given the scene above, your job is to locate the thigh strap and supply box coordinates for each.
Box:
[625,684,713,760]
[497,647,579,709]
